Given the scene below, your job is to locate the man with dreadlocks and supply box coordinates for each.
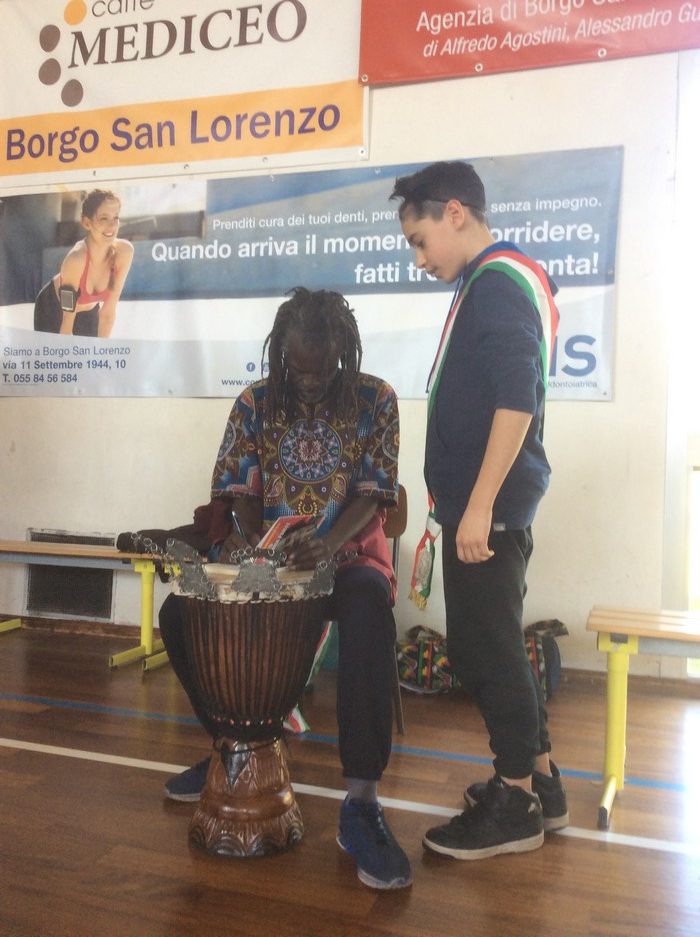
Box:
[158,287,411,890]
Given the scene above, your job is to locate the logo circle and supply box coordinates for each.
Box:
[39,25,61,52]
[64,1,88,26]
[39,59,61,86]
[61,79,84,107]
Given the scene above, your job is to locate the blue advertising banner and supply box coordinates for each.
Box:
[0,145,622,399]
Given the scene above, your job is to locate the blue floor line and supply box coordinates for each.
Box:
[0,691,200,726]
[0,691,686,793]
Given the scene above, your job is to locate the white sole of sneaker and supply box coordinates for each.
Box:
[356,867,413,890]
[163,790,202,803]
[543,813,569,832]
[422,830,544,860]
[336,835,413,890]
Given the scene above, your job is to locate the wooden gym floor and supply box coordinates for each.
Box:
[1,624,699,937]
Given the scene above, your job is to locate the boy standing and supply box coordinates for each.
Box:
[391,162,568,859]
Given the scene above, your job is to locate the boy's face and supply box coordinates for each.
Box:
[400,202,473,283]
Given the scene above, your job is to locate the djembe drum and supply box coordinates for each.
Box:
[174,553,332,858]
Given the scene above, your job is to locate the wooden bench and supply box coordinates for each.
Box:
[0,539,165,669]
[586,605,700,829]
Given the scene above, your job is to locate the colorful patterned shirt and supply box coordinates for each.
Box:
[210,373,400,592]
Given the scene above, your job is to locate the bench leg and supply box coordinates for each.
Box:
[0,617,22,634]
[109,560,164,668]
[599,776,619,831]
[597,633,637,829]
[143,649,170,671]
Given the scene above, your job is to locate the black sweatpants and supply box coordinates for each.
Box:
[441,526,550,779]
[159,565,396,781]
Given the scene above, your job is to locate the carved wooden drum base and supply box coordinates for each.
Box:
[189,735,303,858]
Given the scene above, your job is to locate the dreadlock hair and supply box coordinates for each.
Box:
[262,287,362,423]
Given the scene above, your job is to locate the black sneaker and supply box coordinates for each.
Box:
[464,761,569,831]
[337,798,413,890]
[164,757,210,802]
[424,778,544,860]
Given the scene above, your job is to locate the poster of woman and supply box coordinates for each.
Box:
[33,189,134,338]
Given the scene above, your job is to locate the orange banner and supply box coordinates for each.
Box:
[0,80,364,177]
[360,0,700,85]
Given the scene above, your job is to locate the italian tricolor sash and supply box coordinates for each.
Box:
[409,249,559,609]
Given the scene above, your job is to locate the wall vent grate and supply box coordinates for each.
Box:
[26,529,115,621]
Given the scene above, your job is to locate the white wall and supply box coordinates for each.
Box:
[1,50,694,677]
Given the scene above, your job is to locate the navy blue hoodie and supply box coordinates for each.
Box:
[425,241,557,530]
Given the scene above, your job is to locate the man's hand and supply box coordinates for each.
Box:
[285,495,381,570]
[286,535,334,571]
[218,529,261,564]
[215,496,263,563]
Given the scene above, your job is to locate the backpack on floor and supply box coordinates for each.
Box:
[396,619,568,699]
[523,619,569,701]
[396,626,459,694]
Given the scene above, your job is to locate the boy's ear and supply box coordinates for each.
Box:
[444,198,467,227]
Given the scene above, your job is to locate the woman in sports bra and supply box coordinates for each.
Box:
[53,189,134,338]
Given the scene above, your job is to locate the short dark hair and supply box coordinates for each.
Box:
[263,287,362,422]
[390,161,486,222]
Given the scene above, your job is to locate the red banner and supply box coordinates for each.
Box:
[360,0,700,85]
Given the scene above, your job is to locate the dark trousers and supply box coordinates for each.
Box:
[159,565,396,781]
[441,526,550,779]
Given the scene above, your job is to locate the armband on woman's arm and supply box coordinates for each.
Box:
[59,285,79,313]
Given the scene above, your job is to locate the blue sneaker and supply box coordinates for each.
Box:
[164,757,210,802]
[337,798,412,890]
